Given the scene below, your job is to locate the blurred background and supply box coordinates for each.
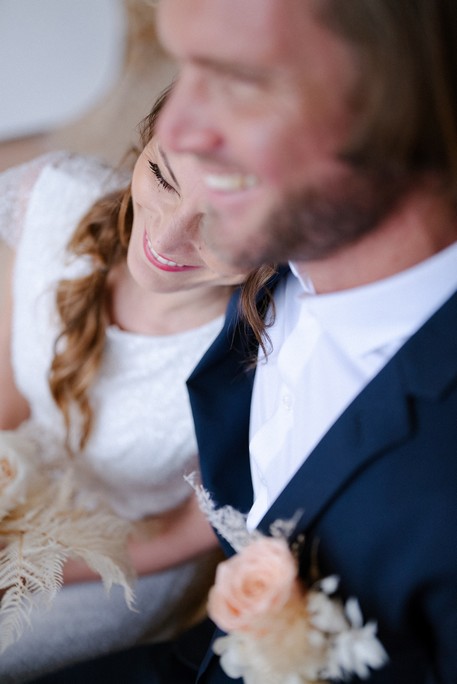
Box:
[0,0,176,168]
[0,0,176,301]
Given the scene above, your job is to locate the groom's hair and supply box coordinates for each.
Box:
[316,0,457,201]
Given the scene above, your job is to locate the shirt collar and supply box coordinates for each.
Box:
[289,241,457,359]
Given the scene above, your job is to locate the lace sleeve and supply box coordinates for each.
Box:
[0,151,67,250]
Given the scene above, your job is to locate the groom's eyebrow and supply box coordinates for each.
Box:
[158,146,179,188]
[192,55,272,85]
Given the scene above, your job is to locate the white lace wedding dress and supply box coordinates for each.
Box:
[0,153,224,683]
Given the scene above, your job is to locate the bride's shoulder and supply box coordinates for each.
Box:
[0,150,130,198]
[49,151,131,193]
[0,151,130,250]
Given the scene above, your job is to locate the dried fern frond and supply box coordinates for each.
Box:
[0,536,66,651]
[0,430,136,652]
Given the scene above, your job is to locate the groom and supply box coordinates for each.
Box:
[34,1,457,682]
[155,1,457,682]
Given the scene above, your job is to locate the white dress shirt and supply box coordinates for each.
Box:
[247,241,457,530]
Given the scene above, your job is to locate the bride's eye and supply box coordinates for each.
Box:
[148,161,174,193]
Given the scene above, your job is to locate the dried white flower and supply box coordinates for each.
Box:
[324,620,388,681]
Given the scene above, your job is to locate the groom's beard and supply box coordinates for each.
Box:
[261,163,411,265]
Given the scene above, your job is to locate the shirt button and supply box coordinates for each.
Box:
[282,394,293,411]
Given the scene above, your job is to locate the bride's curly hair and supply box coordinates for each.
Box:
[48,86,170,452]
[49,85,276,453]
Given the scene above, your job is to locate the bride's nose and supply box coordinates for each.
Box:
[158,207,204,253]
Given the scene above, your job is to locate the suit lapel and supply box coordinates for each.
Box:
[259,287,457,537]
[258,357,411,535]
[188,267,288,526]
[188,289,256,535]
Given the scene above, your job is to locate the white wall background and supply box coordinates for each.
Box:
[0,0,126,140]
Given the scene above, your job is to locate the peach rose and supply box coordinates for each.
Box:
[208,536,299,633]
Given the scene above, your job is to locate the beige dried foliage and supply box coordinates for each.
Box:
[0,432,135,652]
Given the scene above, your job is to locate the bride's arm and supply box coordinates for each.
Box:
[0,154,70,430]
[0,248,31,429]
[129,492,220,574]
[63,492,220,583]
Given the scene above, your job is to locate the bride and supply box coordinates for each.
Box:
[0,86,255,682]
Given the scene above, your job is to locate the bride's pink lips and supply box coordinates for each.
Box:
[143,232,198,272]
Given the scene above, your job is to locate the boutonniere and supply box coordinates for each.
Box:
[0,428,135,652]
[187,475,387,683]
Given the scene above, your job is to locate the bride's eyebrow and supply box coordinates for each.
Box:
[158,146,179,188]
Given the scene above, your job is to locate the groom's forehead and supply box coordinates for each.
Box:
[156,0,314,65]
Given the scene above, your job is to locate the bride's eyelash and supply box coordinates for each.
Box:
[148,161,174,192]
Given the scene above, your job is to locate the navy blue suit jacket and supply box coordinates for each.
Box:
[187,276,457,683]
